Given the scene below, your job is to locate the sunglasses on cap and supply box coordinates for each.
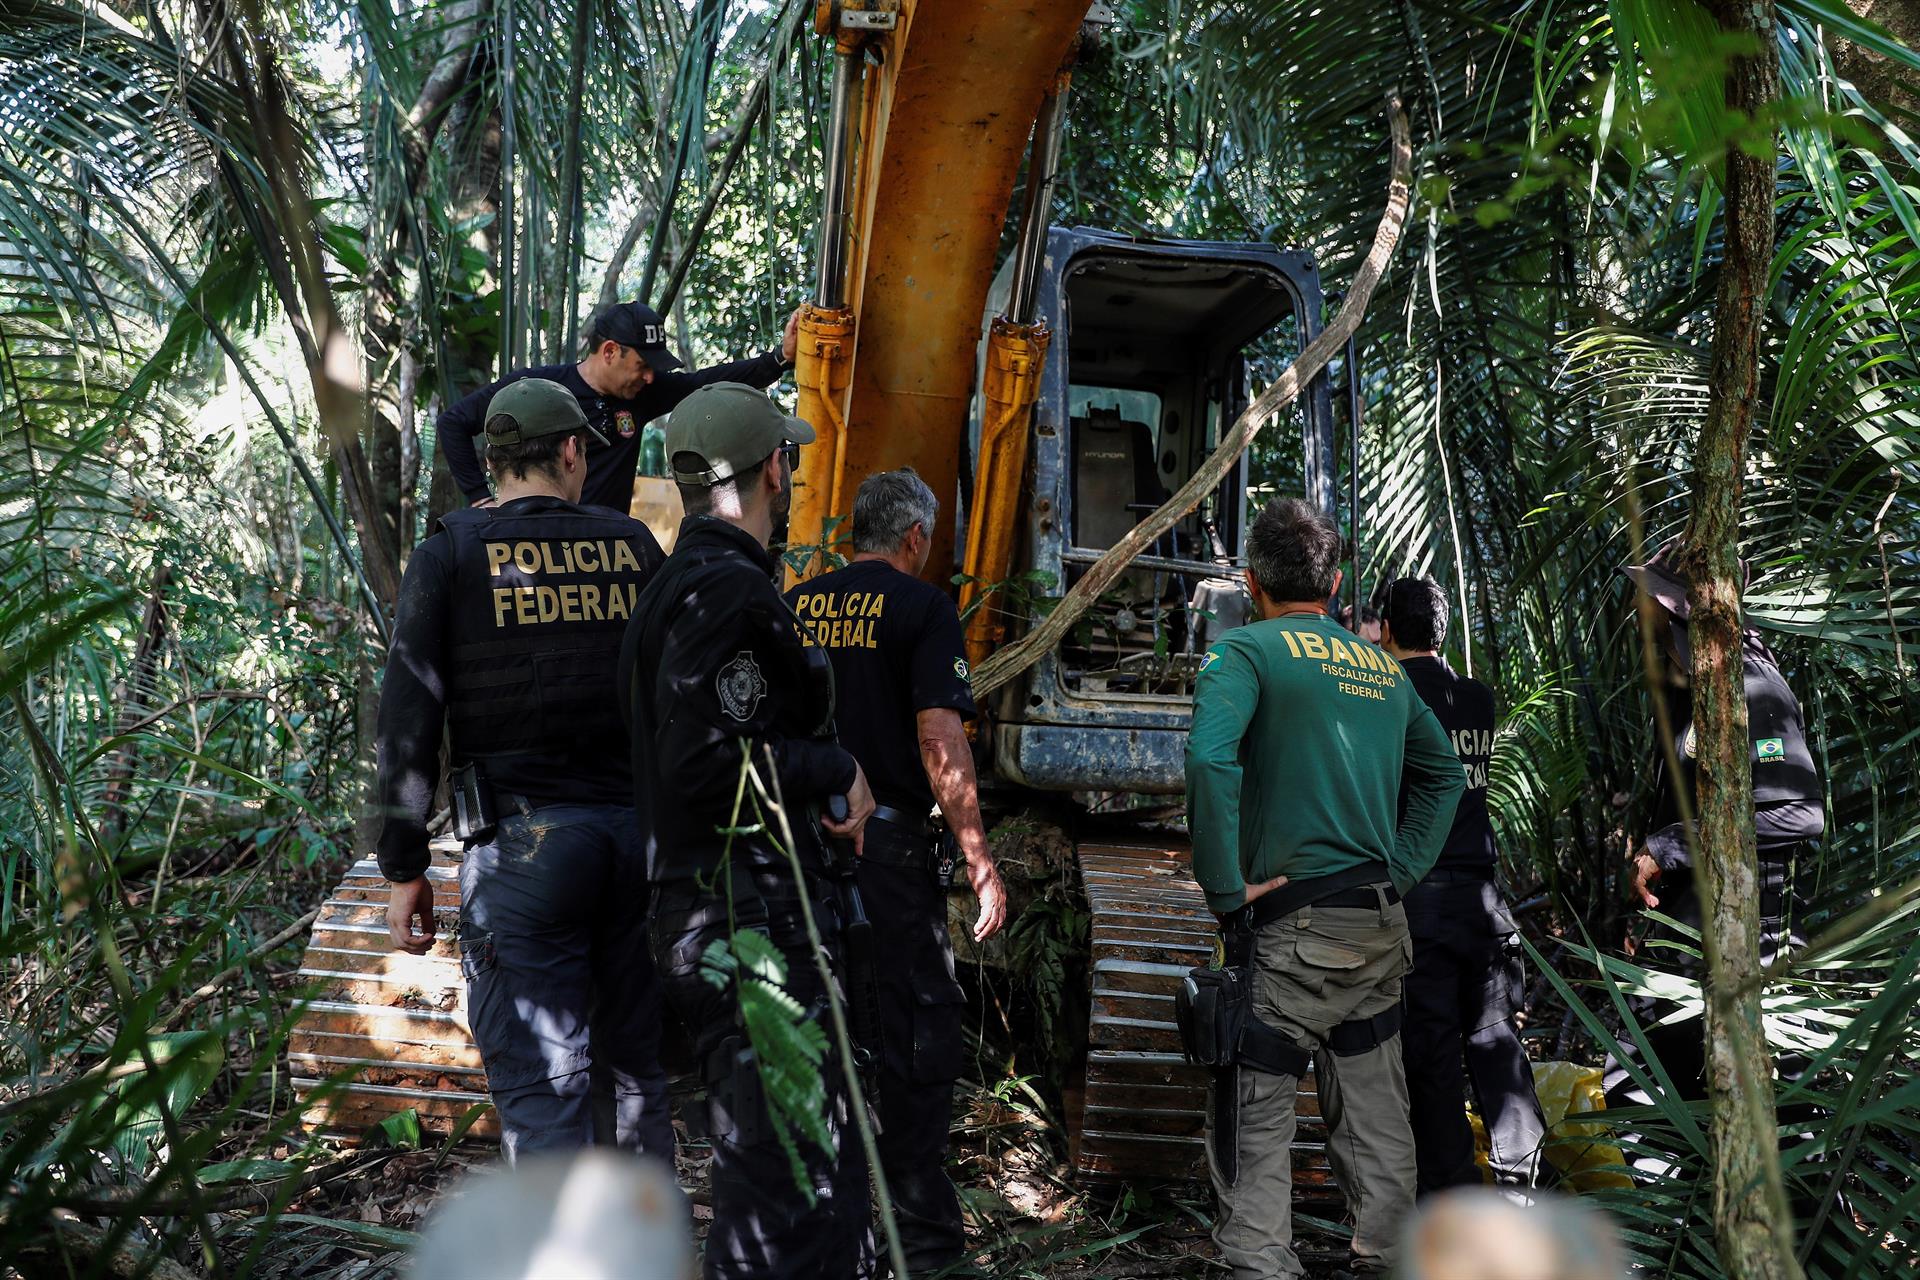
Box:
[780,440,800,470]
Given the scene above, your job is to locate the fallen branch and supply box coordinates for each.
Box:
[156,906,322,1033]
[0,907,322,1121]
[970,93,1414,700]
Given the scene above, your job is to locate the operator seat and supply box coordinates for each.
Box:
[1071,406,1169,603]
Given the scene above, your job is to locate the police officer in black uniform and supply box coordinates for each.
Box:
[1379,577,1547,1193]
[378,378,670,1162]
[784,468,1009,1276]
[1604,541,1824,1116]
[438,302,801,513]
[621,382,877,1279]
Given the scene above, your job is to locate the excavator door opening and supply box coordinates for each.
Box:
[984,227,1336,795]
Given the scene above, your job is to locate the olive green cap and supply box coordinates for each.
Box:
[485,378,609,447]
[665,382,816,487]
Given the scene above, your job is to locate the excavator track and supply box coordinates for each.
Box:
[1071,835,1337,1201]
[288,831,1339,1203]
[289,840,497,1141]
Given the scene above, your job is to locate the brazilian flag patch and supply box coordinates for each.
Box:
[1756,737,1786,762]
[1199,651,1220,674]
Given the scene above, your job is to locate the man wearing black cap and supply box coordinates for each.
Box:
[621,382,876,1278]
[377,378,671,1163]
[437,303,800,513]
[1379,577,1547,1195]
[1604,540,1824,1116]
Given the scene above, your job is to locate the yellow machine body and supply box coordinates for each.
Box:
[785,0,1088,577]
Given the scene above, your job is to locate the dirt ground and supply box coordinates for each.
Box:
[219,1076,1365,1278]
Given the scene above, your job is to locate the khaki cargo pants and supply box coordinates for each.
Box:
[1208,889,1415,1279]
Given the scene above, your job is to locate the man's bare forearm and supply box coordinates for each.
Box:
[917,710,989,859]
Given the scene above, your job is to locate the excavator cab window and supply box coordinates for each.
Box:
[1050,248,1312,699]
[985,228,1332,795]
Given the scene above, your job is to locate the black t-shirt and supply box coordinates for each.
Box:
[784,560,977,812]
[436,353,785,511]
[1401,655,1499,872]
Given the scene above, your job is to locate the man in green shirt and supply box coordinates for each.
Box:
[1186,498,1464,1280]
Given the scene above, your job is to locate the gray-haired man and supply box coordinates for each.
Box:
[785,468,1007,1275]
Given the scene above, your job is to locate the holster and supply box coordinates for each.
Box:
[450,761,497,842]
[1211,1064,1242,1185]
[932,822,961,889]
[1174,919,1309,1077]
[1178,915,1306,1189]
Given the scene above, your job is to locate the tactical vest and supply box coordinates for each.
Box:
[1676,650,1821,806]
[626,534,838,883]
[439,503,654,771]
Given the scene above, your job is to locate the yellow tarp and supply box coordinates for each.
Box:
[1470,1060,1632,1192]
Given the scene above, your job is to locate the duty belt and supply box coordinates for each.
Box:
[1234,862,1399,932]
[862,805,935,870]
[870,804,932,834]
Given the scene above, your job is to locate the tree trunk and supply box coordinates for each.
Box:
[425,66,505,529]
[1682,6,1803,1277]
[99,564,171,836]
[364,1,484,565]
[198,0,402,610]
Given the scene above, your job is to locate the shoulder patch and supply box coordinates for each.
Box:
[716,651,767,722]
[954,656,971,681]
[1756,736,1785,761]
[1198,650,1222,674]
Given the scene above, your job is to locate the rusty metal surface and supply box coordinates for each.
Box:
[289,841,497,1141]
[787,303,857,576]
[1073,836,1337,1195]
[959,318,1052,665]
[628,476,684,553]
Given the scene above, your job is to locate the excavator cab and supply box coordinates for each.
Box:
[985,227,1336,794]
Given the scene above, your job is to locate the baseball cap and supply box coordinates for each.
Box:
[1621,536,1750,621]
[588,301,685,373]
[485,378,609,446]
[666,382,816,487]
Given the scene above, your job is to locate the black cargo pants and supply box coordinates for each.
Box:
[457,802,671,1163]
[860,817,969,1277]
[1400,871,1547,1192]
[651,872,875,1280]
[1602,848,1806,1120]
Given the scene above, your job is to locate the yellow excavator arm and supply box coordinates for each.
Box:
[788,0,1088,612]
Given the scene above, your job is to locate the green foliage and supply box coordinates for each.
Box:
[1003,877,1089,1078]
[0,0,1917,1270]
[700,929,833,1203]
[101,1032,225,1169]
[363,1108,424,1152]
[1528,882,1920,1277]
[782,513,853,576]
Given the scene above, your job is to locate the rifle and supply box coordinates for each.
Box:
[822,793,886,1082]
[793,641,886,1081]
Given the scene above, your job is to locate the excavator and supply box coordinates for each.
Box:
[291,0,1345,1192]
